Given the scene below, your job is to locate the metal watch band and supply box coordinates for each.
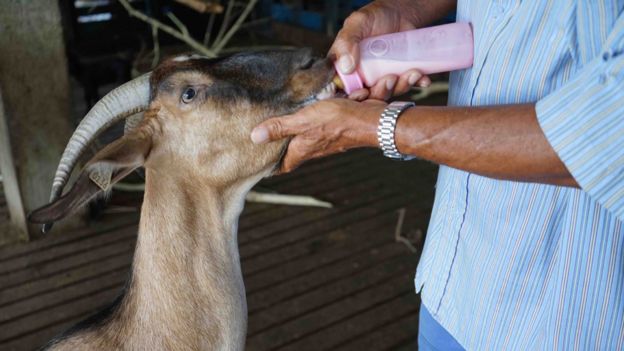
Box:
[377,101,415,160]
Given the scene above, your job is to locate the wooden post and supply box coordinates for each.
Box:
[0,0,78,244]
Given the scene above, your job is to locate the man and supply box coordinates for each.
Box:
[251,1,624,349]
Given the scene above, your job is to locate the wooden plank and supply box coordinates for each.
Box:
[241,178,394,249]
[0,247,134,306]
[0,214,138,262]
[0,267,129,324]
[240,190,413,265]
[239,159,436,247]
[243,150,374,217]
[0,228,137,289]
[248,240,408,313]
[241,150,391,223]
[391,337,420,351]
[239,154,392,231]
[242,205,429,285]
[246,274,416,350]
[247,254,416,336]
[0,285,120,344]
[0,223,136,275]
[248,241,414,314]
[244,212,402,296]
[0,313,89,351]
[274,292,419,351]
[333,312,420,351]
[240,176,392,242]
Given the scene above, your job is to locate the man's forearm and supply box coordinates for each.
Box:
[360,103,578,187]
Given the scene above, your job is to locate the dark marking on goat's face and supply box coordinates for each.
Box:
[140,49,335,186]
[150,49,332,107]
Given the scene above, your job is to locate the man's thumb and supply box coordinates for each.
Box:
[331,36,359,74]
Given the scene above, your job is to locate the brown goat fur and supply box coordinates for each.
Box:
[30,49,335,351]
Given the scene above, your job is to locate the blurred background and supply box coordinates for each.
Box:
[0,1,452,349]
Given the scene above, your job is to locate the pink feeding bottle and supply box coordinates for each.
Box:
[334,22,474,94]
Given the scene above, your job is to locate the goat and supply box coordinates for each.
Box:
[28,49,337,351]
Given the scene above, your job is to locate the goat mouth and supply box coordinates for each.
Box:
[301,80,344,106]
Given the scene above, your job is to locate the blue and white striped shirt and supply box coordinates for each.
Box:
[415,1,624,350]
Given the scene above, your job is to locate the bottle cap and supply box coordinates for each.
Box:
[333,62,364,94]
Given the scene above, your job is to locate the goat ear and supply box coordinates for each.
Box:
[28,135,151,226]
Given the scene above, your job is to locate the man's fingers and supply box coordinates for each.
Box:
[417,75,432,88]
[369,75,398,101]
[251,115,297,144]
[348,88,370,101]
[395,69,423,95]
[278,138,308,173]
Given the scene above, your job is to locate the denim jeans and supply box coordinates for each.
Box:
[418,304,465,351]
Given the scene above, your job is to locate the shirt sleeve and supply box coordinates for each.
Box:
[536,14,624,221]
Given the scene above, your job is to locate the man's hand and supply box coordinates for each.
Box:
[332,0,456,100]
[251,99,385,173]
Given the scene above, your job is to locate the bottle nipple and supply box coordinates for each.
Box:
[333,75,345,91]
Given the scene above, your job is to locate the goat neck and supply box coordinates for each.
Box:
[122,168,259,350]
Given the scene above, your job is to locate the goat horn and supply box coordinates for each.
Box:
[48,73,151,205]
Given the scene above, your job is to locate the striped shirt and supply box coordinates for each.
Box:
[414,1,624,350]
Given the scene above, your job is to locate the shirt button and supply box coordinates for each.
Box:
[602,51,612,61]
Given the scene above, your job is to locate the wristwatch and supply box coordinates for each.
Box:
[377,101,415,160]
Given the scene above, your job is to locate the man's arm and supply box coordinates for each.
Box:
[251,100,578,188]
[393,104,579,187]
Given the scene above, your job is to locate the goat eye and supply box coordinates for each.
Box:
[182,87,196,103]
